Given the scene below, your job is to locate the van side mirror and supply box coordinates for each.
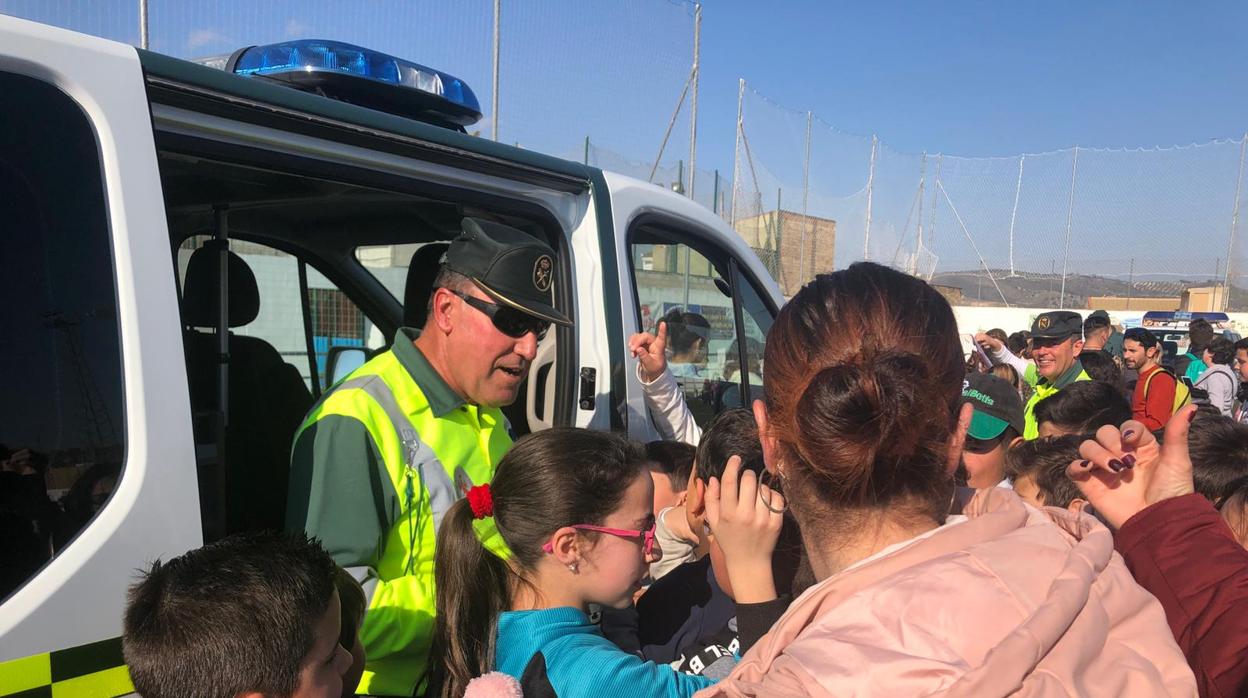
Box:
[326,346,367,386]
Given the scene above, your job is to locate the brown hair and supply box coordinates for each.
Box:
[426,428,648,697]
[1004,435,1085,508]
[762,263,962,525]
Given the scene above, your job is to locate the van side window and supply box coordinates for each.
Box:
[0,72,124,603]
[630,235,773,429]
[175,237,383,540]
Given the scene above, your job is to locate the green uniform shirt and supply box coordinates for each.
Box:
[287,328,512,696]
[1022,360,1091,439]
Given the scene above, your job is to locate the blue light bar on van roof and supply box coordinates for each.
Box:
[228,40,482,127]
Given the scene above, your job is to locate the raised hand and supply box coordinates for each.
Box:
[1067,405,1197,529]
[628,321,669,382]
[704,455,785,603]
[974,331,1004,354]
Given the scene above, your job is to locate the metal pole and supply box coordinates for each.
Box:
[139,0,149,49]
[1222,133,1246,311]
[1127,258,1135,310]
[912,152,927,275]
[491,0,501,141]
[682,243,692,311]
[687,3,701,200]
[649,69,693,183]
[775,188,784,281]
[730,78,745,226]
[1059,147,1079,309]
[1008,155,1025,276]
[712,169,720,214]
[583,135,590,165]
[926,154,943,280]
[799,110,812,283]
[937,180,1010,307]
[864,134,879,261]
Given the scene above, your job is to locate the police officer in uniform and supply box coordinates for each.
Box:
[977,310,1090,439]
[286,218,571,696]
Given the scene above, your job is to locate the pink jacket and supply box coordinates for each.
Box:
[698,489,1196,697]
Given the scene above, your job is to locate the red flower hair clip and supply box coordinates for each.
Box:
[467,483,494,519]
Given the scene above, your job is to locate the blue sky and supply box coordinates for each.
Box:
[3,0,1246,276]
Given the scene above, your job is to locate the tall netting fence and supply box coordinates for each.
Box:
[735,82,1248,308]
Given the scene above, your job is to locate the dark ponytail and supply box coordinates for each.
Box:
[426,498,511,697]
[426,428,648,697]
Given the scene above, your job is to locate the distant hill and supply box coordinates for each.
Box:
[930,269,1248,310]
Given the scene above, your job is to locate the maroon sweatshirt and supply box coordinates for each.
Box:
[1115,494,1248,698]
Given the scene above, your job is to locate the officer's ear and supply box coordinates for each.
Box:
[429,287,458,335]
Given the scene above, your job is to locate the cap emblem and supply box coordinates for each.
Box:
[533,255,553,293]
[1038,316,1051,330]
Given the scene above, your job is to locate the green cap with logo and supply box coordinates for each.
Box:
[961,373,1025,440]
[443,217,572,326]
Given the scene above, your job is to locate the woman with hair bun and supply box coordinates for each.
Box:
[698,262,1195,698]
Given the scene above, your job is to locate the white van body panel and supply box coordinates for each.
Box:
[0,15,201,659]
[604,172,784,441]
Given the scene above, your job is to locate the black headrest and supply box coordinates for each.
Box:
[182,245,261,328]
[403,243,450,328]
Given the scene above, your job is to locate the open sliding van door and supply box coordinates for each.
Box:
[0,16,198,695]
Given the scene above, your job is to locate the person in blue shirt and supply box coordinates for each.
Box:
[426,428,715,698]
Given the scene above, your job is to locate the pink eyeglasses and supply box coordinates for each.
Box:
[542,522,657,556]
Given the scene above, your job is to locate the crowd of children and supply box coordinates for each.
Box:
[120,262,1248,698]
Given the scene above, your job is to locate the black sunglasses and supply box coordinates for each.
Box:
[450,290,549,340]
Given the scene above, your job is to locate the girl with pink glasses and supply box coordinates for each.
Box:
[426,428,715,697]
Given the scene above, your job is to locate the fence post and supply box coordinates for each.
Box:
[687,3,701,200]
[912,152,927,276]
[773,189,783,285]
[864,134,879,261]
[712,169,720,214]
[1222,133,1246,311]
[139,0,149,49]
[800,110,812,283]
[730,79,745,226]
[1008,155,1025,277]
[491,0,501,141]
[1059,147,1079,309]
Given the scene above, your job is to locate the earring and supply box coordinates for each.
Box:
[567,562,578,574]
[758,469,789,514]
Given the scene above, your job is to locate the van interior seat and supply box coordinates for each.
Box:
[403,242,450,329]
[181,246,313,537]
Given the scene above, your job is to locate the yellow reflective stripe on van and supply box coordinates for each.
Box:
[0,653,50,695]
[0,638,133,698]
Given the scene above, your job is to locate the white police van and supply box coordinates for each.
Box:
[0,15,781,694]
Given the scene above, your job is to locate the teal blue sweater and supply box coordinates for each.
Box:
[495,607,715,697]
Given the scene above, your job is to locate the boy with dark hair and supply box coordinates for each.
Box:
[958,373,1025,488]
[644,440,699,580]
[645,440,696,511]
[123,532,353,698]
[1187,414,1248,504]
[1234,337,1248,423]
[1177,318,1215,383]
[1004,435,1087,511]
[1193,336,1238,416]
[1033,379,1132,438]
[636,409,801,678]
